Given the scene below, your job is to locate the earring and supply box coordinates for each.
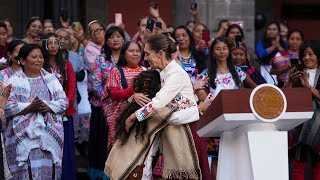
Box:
[17,60,20,65]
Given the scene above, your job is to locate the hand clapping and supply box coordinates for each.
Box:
[30,97,52,113]
[193,74,208,91]
[300,71,311,88]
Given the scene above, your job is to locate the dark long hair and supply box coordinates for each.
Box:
[297,40,320,91]
[7,40,25,65]
[174,25,207,73]
[17,44,42,70]
[260,21,287,64]
[225,24,245,42]
[262,21,283,47]
[117,41,142,67]
[115,70,161,146]
[288,29,304,42]
[25,16,42,32]
[42,33,66,82]
[0,20,7,32]
[299,40,320,67]
[101,26,125,61]
[208,37,241,89]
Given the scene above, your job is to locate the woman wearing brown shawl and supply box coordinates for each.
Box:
[105,34,201,179]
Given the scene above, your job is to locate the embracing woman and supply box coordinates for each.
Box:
[105,34,201,179]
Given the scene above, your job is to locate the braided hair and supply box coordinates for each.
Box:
[115,70,161,146]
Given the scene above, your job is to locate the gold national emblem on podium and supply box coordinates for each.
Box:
[252,86,285,120]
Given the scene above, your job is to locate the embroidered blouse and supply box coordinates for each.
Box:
[102,66,145,138]
[0,67,15,86]
[177,54,197,82]
[207,66,246,96]
[90,53,115,107]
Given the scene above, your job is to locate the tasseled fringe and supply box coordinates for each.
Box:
[104,166,112,178]
[104,166,112,180]
[163,169,199,179]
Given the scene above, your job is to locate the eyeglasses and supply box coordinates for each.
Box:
[89,28,105,35]
[42,38,61,50]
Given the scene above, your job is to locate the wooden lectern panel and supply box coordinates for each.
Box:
[197,88,313,131]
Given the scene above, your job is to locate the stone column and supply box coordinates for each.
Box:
[173,0,194,27]
[85,0,108,28]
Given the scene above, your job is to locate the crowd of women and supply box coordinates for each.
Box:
[0,4,319,180]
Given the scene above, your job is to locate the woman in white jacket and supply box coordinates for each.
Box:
[124,34,202,179]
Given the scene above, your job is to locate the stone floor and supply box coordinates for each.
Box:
[76,155,90,180]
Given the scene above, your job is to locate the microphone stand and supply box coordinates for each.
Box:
[255,58,278,86]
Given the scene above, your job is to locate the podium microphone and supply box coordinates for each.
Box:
[255,57,278,86]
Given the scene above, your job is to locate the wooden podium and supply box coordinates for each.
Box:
[197,87,314,180]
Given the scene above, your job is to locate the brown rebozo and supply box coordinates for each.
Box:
[115,70,161,146]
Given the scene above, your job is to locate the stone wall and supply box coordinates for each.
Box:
[0,0,16,28]
[174,0,255,48]
[255,0,275,44]
[85,0,107,28]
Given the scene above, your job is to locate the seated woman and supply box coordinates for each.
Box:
[4,44,68,179]
[105,34,201,179]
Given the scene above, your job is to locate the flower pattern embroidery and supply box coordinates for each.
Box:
[169,93,196,110]
[137,93,195,121]
[89,53,114,106]
[138,102,158,120]
[91,54,114,95]
[209,66,246,94]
